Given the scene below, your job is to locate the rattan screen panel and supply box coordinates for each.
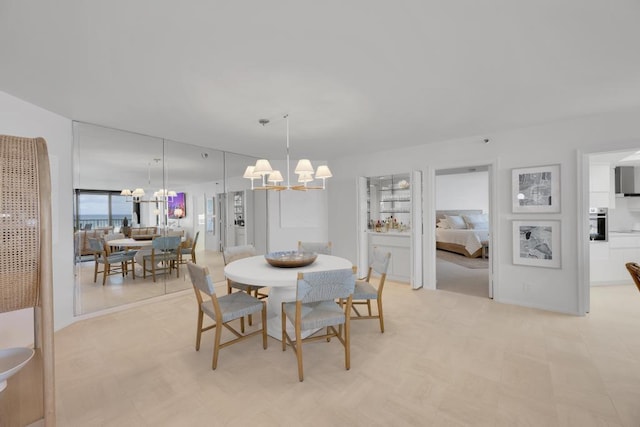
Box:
[0,135,41,312]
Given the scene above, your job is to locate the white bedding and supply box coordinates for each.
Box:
[436,228,489,255]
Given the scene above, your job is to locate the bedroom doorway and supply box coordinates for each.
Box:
[434,166,492,298]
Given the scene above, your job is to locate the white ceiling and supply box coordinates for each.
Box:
[2,1,640,161]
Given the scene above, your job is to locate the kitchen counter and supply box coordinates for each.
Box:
[590,232,639,285]
[367,230,411,236]
[609,230,640,236]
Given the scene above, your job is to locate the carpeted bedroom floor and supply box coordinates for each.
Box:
[436,249,490,298]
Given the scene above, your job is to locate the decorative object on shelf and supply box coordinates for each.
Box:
[244,114,332,191]
[512,220,561,268]
[512,164,560,213]
[121,217,131,237]
[264,251,318,268]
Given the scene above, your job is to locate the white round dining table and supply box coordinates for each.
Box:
[224,254,353,340]
[107,238,155,248]
[108,237,184,276]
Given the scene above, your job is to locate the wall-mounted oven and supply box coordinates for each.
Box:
[589,207,608,241]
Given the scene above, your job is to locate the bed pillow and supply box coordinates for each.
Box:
[445,215,467,229]
[436,219,450,229]
[462,213,488,229]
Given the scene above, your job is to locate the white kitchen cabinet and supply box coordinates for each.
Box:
[368,232,410,282]
[590,234,639,284]
[589,163,614,208]
[626,198,640,211]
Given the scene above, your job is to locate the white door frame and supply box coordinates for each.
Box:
[426,161,498,299]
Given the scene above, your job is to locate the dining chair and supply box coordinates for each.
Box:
[625,262,640,292]
[142,235,181,282]
[297,241,332,255]
[179,231,200,265]
[223,244,268,330]
[281,267,356,382]
[351,246,391,332]
[88,237,136,286]
[223,244,269,299]
[187,262,267,370]
[104,232,126,255]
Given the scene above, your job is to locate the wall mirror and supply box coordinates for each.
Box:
[72,122,265,315]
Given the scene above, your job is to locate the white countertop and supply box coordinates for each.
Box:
[367,230,411,236]
[609,231,640,236]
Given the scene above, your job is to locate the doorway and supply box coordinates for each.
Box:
[434,165,492,298]
[586,149,640,313]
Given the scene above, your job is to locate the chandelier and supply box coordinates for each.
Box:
[120,188,177,202]
[120,158,178,202]
[243,114,332,191]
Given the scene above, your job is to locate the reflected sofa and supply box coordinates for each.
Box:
[74,227,113,257]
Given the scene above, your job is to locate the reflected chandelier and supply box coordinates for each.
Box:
[243,114,332,191]
[120,188,177,203]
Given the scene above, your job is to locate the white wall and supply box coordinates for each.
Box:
[329,106,640,315]
[0,91,75,347]
[436,171,489,212]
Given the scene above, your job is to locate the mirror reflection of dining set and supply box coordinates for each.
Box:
[88,232,199,285]
[188,241,391,382]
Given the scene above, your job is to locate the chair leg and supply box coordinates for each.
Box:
[281,304,287,351]
[296,321,304,382]
[212,322,222,370]
[261,302,267,350]
[377,298,384,333]
[345,319,351,370]
[240,316,245,334]
[93,261,99,283]
[367,300,372,316]
[102,263,109,286]
[247,288,255,326]
[195,310,203,351]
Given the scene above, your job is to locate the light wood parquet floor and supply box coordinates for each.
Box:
[57,252,640,426]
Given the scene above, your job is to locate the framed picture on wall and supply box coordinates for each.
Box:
[512,164,560,213]
[512,220,561,268]
[168,192,186,219]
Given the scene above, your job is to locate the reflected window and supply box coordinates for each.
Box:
[75,190,132,231]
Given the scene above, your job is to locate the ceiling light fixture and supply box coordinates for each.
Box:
[120,188,177,203]
[243,114,332,191]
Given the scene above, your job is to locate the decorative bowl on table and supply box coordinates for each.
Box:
[131,234,159,241]
[265,251,317,268]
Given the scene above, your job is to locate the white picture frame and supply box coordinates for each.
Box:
[512,220,561,268]
[512,164,560,213]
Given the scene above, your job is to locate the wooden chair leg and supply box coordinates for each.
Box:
[195,310,203,350]
[102,263,109,286]
[377,298,384,333]
[345,320,351,370]
[281,304,287,351]
[93,262,99,283]
[262,302,267,349]
[247,288,255,326]
[212,323,222,370]
[296,321,304,382]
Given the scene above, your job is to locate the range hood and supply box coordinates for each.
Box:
[615,166,640,196]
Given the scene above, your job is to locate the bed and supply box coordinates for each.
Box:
[435,210,489,258]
